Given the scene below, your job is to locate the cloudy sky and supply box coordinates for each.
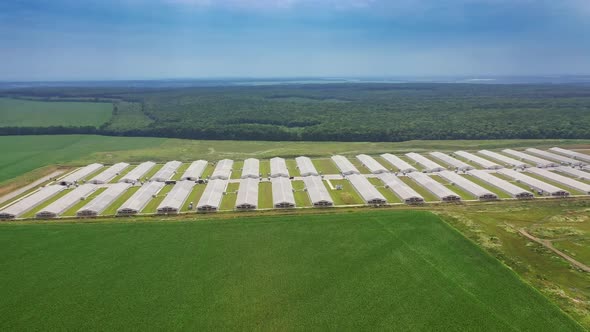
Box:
[1,0,589,80]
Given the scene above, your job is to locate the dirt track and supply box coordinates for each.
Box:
[519,229,590,273]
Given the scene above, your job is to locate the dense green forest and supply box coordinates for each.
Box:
[1,83,589,141]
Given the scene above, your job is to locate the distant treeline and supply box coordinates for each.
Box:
[2,83,590,141]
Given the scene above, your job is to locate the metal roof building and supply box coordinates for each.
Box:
[241,158,260,179]
[549,147,590,163]
[270,157,290,178]
[210,159,233,180]
[331,155,360,175]
[356,154,388,174]
[36,184,97,218]
[235,178,259,210]
[376,173,424,204]
[181,160,208,181]
[455,151,502,170]
[497,168,569,197]
[118,181,165,215]
[438,171,497,200]
[157,180,195,214]
[525,148,586,166]
[478,150,530,168]
[0,185,66,219]
[150,160,182,182]
[502,149,559,168]
[380,153,417,173]
[119,161,156,183]
[554,166,590,180]
[346,174,387,205]
[527,168,590,194]
[89,162,130,184]
[302,176,333,207]
[295,156,319,177]
[271,177,296,208]
[429,152,474,171]
[405,152,445,172]
[407,172,461,202]
[197,179,228,212]
[77,182,131,217]
[58,163,103,185]
[467,170,533,199]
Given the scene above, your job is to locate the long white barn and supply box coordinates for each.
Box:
[407,172,461,202]
[376,173,424,204]
[210,159,233,180]
[295,156,319,177]
[380,153,417,173]
[181,160,208,181]
[270,157,290,178]
[346,174,386,205]
[455,151,502,170]
[331,155,360,175]
[150,160,182,182]
[157,180,195,214]
[549,147,590,163]
[405,153,445,172]
[478,150,530,168]
[119,161,156,183]
[118,181,165,215]
[554,166,590,180]
[302,176,333,207]
[77,182,131,217]
[525,148,585,166]
[527,168,590,194]
[271,177,295,208]
[59,163,103,185]
[235,178,259,210]
[497,168,569,197]
[502,149,558,168]
[467,170,533,199]
[437,171,497,200]
[356,154,388,174]
[197,179,228,211]
[36,184,97,218]
[89,162,130,184]
[241,158,260,179]
[429,152,474,171]
[0,185,66,219]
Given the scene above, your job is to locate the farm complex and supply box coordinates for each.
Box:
[1,146,590,220]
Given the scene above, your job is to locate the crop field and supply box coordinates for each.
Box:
[0,98,112,127]
[0,210,581,330]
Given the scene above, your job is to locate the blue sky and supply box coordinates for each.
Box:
[1,0,589,80]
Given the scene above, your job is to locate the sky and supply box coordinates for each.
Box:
[1,0,589,80]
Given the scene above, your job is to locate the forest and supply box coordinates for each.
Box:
[1,83,589,142]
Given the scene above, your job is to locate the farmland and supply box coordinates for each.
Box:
[0,210,582,330]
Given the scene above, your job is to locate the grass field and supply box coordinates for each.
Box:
[0,98,112,127]
[0,210,581,330]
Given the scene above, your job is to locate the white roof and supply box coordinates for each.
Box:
[236,178,259,209]
[405,152,445,172]
[181,160,208,180]
[150,160,182,182]
[271,177,296,207]
[302,176,333,206]
[197,179,227,210]
[241,158,260,179]
[119,161,156,183]
[36,184,97,218]
[118,181,165,214]
[331,155,360,175]
[429,152,474,171]
[478,150,530,168]
[346,174,386,204]
[554,166,590,180]
[89,162,130,184]
[380,153,417,173]
[467,170,533,198]
[356,154,388,174]
[210,159,233,180]
[455,151,502,169]
[157,180,195,213]
[549,147,590,163]
[0,185,66,219]
[407,172,461,201]
[525,148,585,166]
[527,168,590,194]
[376,173,423,203]
[437,171,497,200]
[295,156,319,177]
[497,168,569,196]
[502,149,559,168]
[77,182,131,216]
[270,157,290,178]
[59,163,103,185]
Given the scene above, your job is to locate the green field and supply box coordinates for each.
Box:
[0,98,112,127]
[0,210,581,330]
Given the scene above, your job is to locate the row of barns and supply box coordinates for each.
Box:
[1,147,589,219]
